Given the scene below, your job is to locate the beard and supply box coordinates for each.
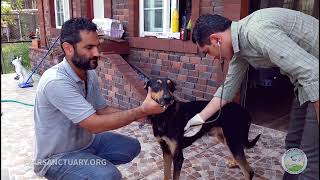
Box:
[72,50,98,70]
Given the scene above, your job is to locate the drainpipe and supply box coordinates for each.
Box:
[37,0,47,48]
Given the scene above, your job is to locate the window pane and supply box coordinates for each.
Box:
[144,9,163,32]
[55,0,64,26]
[57,12,63,26]
[144,0,163,8]
[55,0,69,26]
[154,9,163,28]
[63,0,70,22]
[144,0,149,8]
[144,15,150,31]
[155,0,163,8]
[56,0,61,11]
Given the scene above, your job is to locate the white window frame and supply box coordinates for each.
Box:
[139,0,180,39]
[93,0,105,19]
[54,0,70,28]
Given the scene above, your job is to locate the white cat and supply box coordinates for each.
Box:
[11,56,34,85]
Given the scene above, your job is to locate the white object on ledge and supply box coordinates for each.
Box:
[92,18,124,39]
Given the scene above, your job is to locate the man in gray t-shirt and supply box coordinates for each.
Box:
[34,17,164,179]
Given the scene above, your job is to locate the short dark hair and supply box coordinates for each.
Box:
[60,17,97,52]
[192,14,232,47]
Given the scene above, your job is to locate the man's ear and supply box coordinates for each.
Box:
[62,42,74,56]
[144,80,150,90]
[209,34,221,46]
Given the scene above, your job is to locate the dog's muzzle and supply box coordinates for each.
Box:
[152,97,175,110]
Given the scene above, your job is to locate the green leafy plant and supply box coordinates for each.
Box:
[1,0,25,25]
[1,1,14,25]
[11,0,24,11]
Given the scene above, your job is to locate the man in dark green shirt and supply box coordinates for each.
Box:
[186,8,319,180]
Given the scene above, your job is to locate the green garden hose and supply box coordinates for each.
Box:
[1,99,34,107]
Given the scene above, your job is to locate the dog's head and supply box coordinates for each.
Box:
[144,78,176,108]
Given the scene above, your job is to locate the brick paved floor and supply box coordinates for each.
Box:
[1,73,287,180]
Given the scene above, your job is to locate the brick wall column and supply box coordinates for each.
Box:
[37,0,47,48]
[97,54,146,109]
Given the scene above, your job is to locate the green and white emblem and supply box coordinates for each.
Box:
[281,148,307,174]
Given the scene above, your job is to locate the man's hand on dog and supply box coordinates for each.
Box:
[141,87,165,115]
[184,114,205,137]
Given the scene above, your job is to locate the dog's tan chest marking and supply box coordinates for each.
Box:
[156,136,177,155]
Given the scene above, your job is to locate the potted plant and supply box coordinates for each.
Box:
[30,28,40,48]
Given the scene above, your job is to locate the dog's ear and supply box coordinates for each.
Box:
[11,56,16,62]
[144,80,150,90]
[167,78,176,92]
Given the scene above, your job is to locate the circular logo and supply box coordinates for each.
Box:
[281,148,307,174]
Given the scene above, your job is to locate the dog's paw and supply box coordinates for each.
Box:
[227,159,238,168]
[14,75,20,80]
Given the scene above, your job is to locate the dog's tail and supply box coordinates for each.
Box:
[244,134,261,149]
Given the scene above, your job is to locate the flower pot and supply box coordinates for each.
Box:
[31,39,40,48]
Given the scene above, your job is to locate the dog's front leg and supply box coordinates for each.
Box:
[163,151,173,180]
[172,150,184,180]
[160,141,173,180]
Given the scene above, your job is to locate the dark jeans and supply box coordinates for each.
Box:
[44,132,141,180]
[283,98,319,180]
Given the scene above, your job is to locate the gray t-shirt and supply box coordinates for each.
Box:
[33,58,107,176]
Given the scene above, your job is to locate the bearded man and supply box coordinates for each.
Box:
[33,17,164,180]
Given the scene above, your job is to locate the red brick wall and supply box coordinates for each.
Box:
[128,49,224,101]
[200,0,244,18]
[97,54,146,109]
[201,0,214,14]
[213,0,224,15]
[223,0,243,20]
[42,0,53,38]
[200,0,224,15]
[29,47,63,75]
[79,0,87,17]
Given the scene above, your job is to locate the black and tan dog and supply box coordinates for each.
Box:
[144,78,261,180]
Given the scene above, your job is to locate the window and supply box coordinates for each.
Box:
[54,0,70,28]
[139,0,192,39]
